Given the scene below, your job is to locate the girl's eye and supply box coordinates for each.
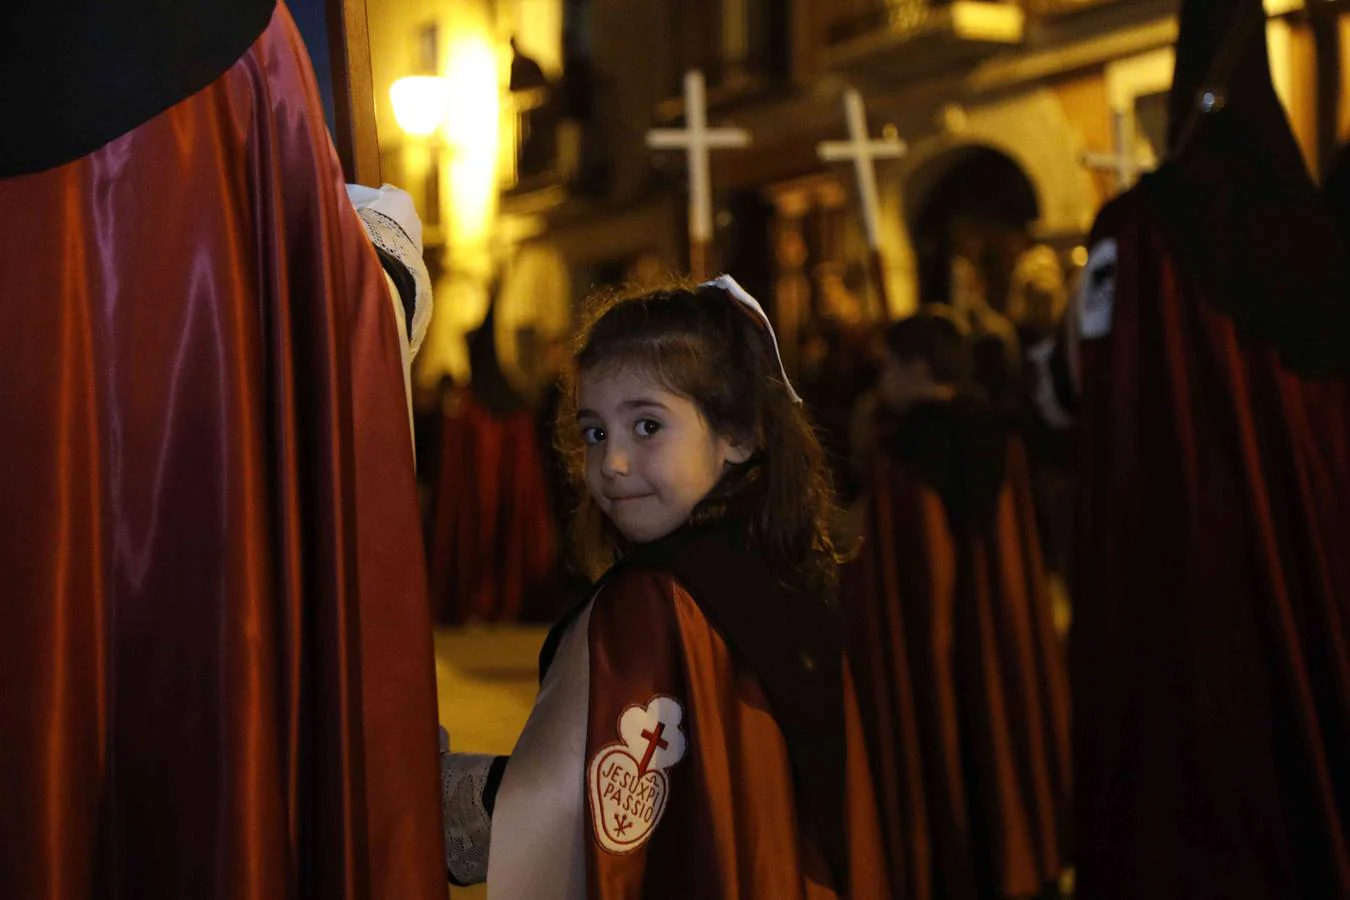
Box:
[581,425,605,446]
[635,419,662,438]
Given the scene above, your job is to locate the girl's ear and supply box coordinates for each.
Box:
[721,434,755,465]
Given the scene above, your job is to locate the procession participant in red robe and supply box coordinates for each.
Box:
[425,293,560,624]
[1039,0,1350,893]
[0,3,444,896]
[845,307,1071,900]
[439,277,890,898]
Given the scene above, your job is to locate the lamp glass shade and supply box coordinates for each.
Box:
[390,75,451,137]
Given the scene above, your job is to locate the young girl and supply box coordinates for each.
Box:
[441,276,890,899]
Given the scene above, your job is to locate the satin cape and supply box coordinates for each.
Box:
[0,7,444,898]
[845,404,1072,900]
[509,523,891,899]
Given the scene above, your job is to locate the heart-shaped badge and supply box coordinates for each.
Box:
[587,695,688,854]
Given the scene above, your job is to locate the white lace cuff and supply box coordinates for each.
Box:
[346,183,434,360]
[442,750,496,885]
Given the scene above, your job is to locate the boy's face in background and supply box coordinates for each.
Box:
[879,351,938,414]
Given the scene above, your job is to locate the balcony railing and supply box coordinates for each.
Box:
[1019,0,1134,17]
[825,0,1026,80]
[500,85,583,199]
[828,0,937,46]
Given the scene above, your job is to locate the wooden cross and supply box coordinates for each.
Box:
[818,88,906,312]
[1081,108,1150,194]
[636,721,670,776]
[647,70,752,279]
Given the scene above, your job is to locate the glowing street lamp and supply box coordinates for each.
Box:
[387,36,501,253]
[390,75,452,137]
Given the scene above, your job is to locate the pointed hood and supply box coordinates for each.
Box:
[1166,0,1285,157]
[1125,0,1350,374]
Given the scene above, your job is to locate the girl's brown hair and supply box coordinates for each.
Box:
[555,279,846,596]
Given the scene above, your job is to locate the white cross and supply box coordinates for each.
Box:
[1081,108,1150,192]
[817,88,907,250]
[646,70,752,247]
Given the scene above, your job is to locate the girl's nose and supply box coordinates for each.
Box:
[602,442,629,476]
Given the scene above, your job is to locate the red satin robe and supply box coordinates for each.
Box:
[0,6,443,898]
[1071,190,1350,899]
[844,403,1072,900]
[425,387,559,624]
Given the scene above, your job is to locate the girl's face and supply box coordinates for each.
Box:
[576,366,751,544]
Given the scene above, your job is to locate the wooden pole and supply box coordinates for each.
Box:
[1081,108,1147,194]
[647,71,751,280]
[818,88,906,314]
[690,239,713,282]
[866,248,890,316]
[326,0,382,185]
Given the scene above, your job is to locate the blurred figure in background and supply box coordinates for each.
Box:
[1036,0,1350,893]
[844,307,1071,900]
[1006,244,1075,633]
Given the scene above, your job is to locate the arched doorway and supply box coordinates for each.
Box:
[908,146,1039,317]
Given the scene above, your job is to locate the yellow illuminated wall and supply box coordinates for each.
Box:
[368,0,510,388]
[442,35,500,256]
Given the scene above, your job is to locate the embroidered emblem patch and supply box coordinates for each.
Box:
[587,695,688,854]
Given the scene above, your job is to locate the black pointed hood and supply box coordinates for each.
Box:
[1125,0,1350,374]
[1165,0,1286,158]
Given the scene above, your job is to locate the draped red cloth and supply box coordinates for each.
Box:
[0,7,444,898]
[426,388,559,624]
[844,417,1071,900]
[1072,193,1350,898]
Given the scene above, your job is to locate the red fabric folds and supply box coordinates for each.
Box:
[845,433,1071,900]
[0,6,443,898]
[426,389,558,624]
[1072,193,1350,898]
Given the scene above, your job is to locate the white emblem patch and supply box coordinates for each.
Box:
[1077,238,1118,340]
[587,695,688,855]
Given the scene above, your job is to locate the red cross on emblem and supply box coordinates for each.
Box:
[588,696,687,855]
[637,722,669,776]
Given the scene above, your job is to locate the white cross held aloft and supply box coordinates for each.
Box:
[1081,108,1151,193]
[647,70,752,277]
[817,88,907,251]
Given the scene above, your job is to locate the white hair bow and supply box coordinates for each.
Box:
[700,274,803,404]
